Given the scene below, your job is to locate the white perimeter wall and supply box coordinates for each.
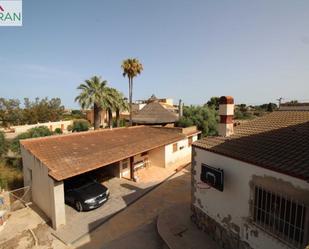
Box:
[12,120,73,134]
[21,146,66,229]
[192,147,309,249]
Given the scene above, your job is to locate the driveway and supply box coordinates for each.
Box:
[53,163,188,245]
[53,177,155,244]
[72,165,192,249]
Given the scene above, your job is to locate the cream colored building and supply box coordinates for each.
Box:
[191,97,309,249]
[21,126,199,229]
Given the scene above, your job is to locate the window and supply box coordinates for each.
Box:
[188,136,193,146]
[173,143,178,153]
[252,185,307,248]
[122,160,129,169]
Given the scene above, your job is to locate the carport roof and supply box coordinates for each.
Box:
[21,126,189,181]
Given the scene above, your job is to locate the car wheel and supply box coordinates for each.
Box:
[75,201,83,212]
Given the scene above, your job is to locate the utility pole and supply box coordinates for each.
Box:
[276,97,283,108]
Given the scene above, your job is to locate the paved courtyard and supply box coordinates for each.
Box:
[54,164,186,244]
[73,165,192,249]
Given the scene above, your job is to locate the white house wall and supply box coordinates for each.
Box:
[165,135,197,168]
[21,146,66,229]
[192,147,309,249]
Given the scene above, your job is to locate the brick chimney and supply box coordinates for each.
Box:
[218,96,234,137]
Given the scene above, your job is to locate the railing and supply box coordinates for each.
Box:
[2,186,32,212]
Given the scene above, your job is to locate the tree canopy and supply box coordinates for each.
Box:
[121,58,143,126]
[0,97,64,127]
[176,105,218,136]
[75,76,115,129]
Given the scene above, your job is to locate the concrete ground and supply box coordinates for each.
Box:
[73,165,192,249]
[54,164,186,245]
[157,204,221,249]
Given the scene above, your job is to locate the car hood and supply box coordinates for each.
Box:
[74,183,108,200]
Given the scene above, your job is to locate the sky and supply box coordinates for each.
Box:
[0,0,309,108]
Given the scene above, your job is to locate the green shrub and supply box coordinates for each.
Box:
[0,161,23,190]
[72,119,90,132]
[54,128,63,134]
[11,126,53,154]
[0,131,8,158]
[28,126,53,137]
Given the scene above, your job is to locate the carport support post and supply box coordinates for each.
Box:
[49,178,66,229]
[130,156,134,181]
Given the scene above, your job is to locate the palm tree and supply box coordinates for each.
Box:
[75,76,112,130]
[108,88,129,127]
[121,58,143,126]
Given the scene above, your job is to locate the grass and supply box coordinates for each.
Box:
[0,160,24,191]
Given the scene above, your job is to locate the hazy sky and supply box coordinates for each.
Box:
[1,0,309,108]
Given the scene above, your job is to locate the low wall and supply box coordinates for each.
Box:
[10,120,73,133]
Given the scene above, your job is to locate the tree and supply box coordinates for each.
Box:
[75,76,111,130]
[107,88,128,128]
[176,105,218,136]
[0,98,22,127]
[0,131,8,157]
[22,97,64,124]
[206,97,220,110]
[121,58,143,126]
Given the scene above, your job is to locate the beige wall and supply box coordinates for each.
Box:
[148,146,165,168]
[192,147,309,249]
[12,120,73,134]
[21,146,66,229]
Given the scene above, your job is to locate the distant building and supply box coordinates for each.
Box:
[132,95,179,114]
[191,96,309,249]
[85,109,109,127]
[131,95,181,125]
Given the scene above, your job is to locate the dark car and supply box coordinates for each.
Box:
[64,177,109,212]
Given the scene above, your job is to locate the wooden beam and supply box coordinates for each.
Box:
[130,156,134,180]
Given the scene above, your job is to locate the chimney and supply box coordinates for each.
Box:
[218,96,234,137]
[178,99,183,118]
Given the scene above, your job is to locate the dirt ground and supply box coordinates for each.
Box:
[0,207,68,249]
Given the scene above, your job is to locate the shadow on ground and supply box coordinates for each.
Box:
[74,167,191,249]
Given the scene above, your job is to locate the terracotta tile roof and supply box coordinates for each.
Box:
[21,126,187,181]
[193,111,309,181]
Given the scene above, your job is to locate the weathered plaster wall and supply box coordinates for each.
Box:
[191,146,309,249]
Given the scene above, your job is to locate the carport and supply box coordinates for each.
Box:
[20,126,191,230]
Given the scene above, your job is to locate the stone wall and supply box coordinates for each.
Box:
[191,205,252,249]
